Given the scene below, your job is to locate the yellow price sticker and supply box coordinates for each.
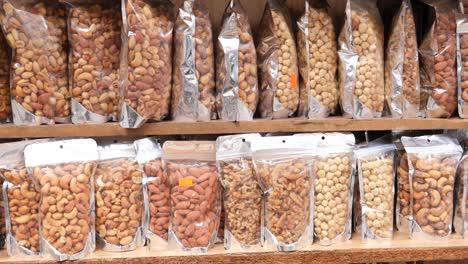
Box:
[179,178,193,187]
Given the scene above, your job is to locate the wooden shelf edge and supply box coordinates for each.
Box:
[0,118,466,138]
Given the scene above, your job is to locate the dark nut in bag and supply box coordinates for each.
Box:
[0,33,11,123]
[0,0,70,125]
[120,0,174,128]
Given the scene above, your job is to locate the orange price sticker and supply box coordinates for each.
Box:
[291,73,298,89]
[179,178,193,187]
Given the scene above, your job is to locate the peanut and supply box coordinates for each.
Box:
[0,1,70,123]
[0,34,10,122]
[167,161,221,249]
[397,152,411,225]
[69,3,121,121]
[95,159,143,248]
[32,162,95,255]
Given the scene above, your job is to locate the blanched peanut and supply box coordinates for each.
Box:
[95,159,143,247]
[1,1,70,122]
[360,155,394,238]
[410,154,457,236]
[1,168,39,252]
[0,34,10,122]
[314,154,352,243]
[123,0,173,121]
[69,4,121,120]
[219,158,261,246]
[256,158,311,245]
[298,6,338,117]
[144,159,169,240]
[167,161,220,249]
[33,162,95,255]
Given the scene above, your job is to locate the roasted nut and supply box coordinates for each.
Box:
[456,156,468,228]
[219,158,261,246]
[0,1,70,122]
[172,2,215,121]
[122,0,173,121]
[349,8,385,116]
[298,5,338,117]
[258,6,299,119]
[461,34,468,106]
[167,161,221,249]
[216,4,258,120]
[33,162,95,255]
[95,159,143,247]
[410,154,458,236]
[69,4,121,121]
[314,154,353,243]
[144,159,169,240]
[0,178,5,247]
[385,2,420,117]
[1,168,40,253]
[256,158,311,245]
[0,34,10,122]
[397,152,411,222]
[360,154,394,238]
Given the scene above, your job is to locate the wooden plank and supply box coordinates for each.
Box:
[3,232,468,264]
[0,118,465,138]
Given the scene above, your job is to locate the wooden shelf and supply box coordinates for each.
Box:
[0,118,465,138]
[2,232,468,264]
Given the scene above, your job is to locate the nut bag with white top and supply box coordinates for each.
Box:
[216,0,258,121]
[95,143,146,251]
[297,0,338,118]
[402,135,463,239]
[134,137,169,250]
[252,136,314,251]
[216,134,262,251]
[25,139,98,261]
[163,141,221,252]
[338,0,385,119]
[257,0,299,119]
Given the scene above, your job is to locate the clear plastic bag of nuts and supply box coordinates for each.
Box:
[454,152,468,236]
[297,0,338,119]
[257,0,299,119]
[216,0,258,121]
[95,143,146,251]
[457,14,468,118]
[216,134,262,251]
[120,0,174,128]
[134,137,169,250]
[419,0,458,118]
[385,0,420,118]
[172,0,216,122]
[355,142,395,242]
[402,135,463,240]
[24,139,98,261]
[338,0,385,119]
[0,140,48,256]
[62,0,121,124]
[0,0,71,125]
[163,141,221,252]
[252,136,314,251]
[312,133,355,245]
[0,33,11,123]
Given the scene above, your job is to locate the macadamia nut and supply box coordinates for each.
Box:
[298,5,338,118]
[314,153,353,244]
[69,3,121,122]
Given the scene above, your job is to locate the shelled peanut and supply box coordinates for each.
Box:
[0,34,10,122]
[219,158,261,245]
[360,155,394,238]
[1,168,39,252]
[298,6,338,116]
[410,154,457,236]
[95,159,143,247]
[144,159,170,240]
[33,162,95,255]
[397,152,411,220]
[124,0,173,120]
[167,162,220,249]
[351,9,384,114]
[314,154,352,242]
[1,1,69,121]
[69,4,121,119]
[256,158,311,244]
